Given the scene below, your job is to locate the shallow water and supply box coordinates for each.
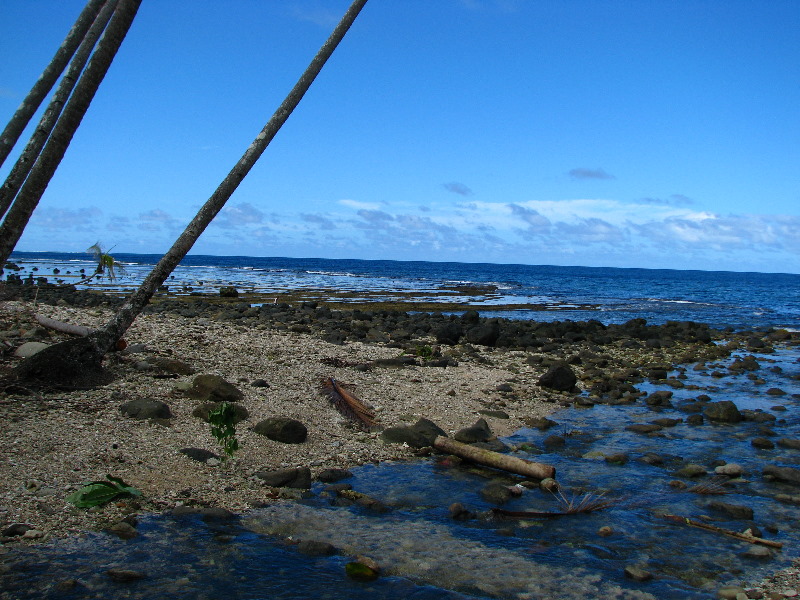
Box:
[2,345,798,599]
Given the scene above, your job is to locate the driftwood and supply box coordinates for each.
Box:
[661,514,783,549]
[433,436,555,480]
[34,314,127,350]
[35,314,93,337]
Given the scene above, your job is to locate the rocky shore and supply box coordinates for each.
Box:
[1,281,799,598]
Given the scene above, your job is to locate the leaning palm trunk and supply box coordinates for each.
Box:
[89,0,369,356]
[15,0,369,384]
[0,0,106,168]
[0,0,119,219]
[0,0,141,267]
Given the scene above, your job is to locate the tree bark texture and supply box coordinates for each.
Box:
[433,436,556,480]
[0,0,107,168]
[0,0,141,267]
[90,0,369,355]
[0,0,119,219]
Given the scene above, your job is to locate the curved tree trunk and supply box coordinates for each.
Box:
[89,0,369,356]
[0,0,106,169]
[0,0,119,219]
[0,0,141,267]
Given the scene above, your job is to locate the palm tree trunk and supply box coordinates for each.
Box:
[0,0,107,168]
[89,0,369,356]
[0,0,119,219]
[0,0,141,267]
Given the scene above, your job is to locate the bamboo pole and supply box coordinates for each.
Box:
[660,514,783,549]
[433,436,556,480]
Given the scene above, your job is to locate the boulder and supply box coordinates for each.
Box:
[538,363,577,392]
[763,465,800,486]
[255,467,312,489]
[454,418,493,443]
[186,374,244,403]
[253,417,308,444]
[703,401,742,423]
[434,321,462,346]
[464,320,501,346]
[380,418,446,448]
[120,398,172,420]
[13,341,49,358]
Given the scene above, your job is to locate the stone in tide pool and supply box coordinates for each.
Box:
[703,400,742,423]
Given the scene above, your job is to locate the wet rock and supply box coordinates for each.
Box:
[538,363,577,392]
[316,468,353,483]
[345,556,381,581]
[763,465,800,486]
[106,568,146,582]
[543,434,566,448]
[704,400,742,423]
[766,387,787,396]
[253,417,308,444]
[521,416,558,430]
[715,463,744,477]
[742,545,772,560]
[741,409,776,423]
[449,502,476,520]
[454,418,493,443]
[625,424,662,434]
[708,500,754,520]
[120,398,172,420]
[186,374,244,403]
[598,525,614,537]
[777,438,800,450]
[650,418,681,427]
[716,585,747,599]
[179,448,220,463]
[640,453,664,466]
[106,521,138,540]
[624,565,653,582]
[686,414,704,425]
[481,482,513,504]
[381,418,446,448]
[605,453,629,465]
[297,540,337,556]
[255,467,312,489]
[676,463,707,478]
[645,390,674,407]
[751,437,775,450]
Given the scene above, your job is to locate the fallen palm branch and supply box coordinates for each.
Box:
[492,490,614,519]
[687,478,729,495]
[320,377,381,431]
[433,436,555,480]
[660,514,783,549]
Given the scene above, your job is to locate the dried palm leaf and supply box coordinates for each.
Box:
[320,377,381,431]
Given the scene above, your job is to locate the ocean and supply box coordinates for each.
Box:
[6,251,800,331]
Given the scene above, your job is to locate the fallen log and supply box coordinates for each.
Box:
[660,514,783,549]
[34,314,127,350]
[433,435,555,480]
[35,314,93,337]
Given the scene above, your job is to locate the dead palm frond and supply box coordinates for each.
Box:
[491,489,617,519]
[320,377,381,432]
[687,478,729,495]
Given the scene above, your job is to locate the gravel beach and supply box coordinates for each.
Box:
[1,284,799,598]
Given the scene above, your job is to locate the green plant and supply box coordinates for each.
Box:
[66,475,141,508]
[86,242,123,281]
[209,401,239,458]
[414,344,434,360]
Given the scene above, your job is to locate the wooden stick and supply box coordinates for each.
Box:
[433,435,556,480]
[660,514,783,549]
[35,314,92,337]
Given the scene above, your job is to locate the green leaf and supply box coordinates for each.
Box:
[66,476,141,508]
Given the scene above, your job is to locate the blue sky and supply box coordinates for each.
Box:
[1,0,798,274]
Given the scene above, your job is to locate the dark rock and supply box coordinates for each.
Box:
[650,418,681,427]
[434,321,463,345]
[179,448,220,463]
[538,364,577,392]
[766,387,787,396]
[253,417,308,444]
[120,398,172,420]
[106,568,146,582]
[297,540,337,556]
[192,401,249,424]
[605,453,629,465]
[199,507,236,521]
[751,437,775,450]
[251,379,270,388]
[624,566,653,582]
[625,424,662,434]
[316,468,353,483]
[381,418,446,448]
[464,320,501,346]
[645,390,674,407]
[449,502,476,520]
[106,521,138,540]
[479,409,510,419]
[148,357,195,375]
[371,356,417,368]
[522,416,559,430]
[454,418,493,443]
[2,523,33,537]
[219,286,238,298]
[708,501,754,521]
[543,434,566,448]
[703,400,742,423]
[777,438,800,450]
[187,374,244,403]
[686,414,704,425]
[676,463,707,478]
[255,467,312,489]
[763,465,800,486]
[480,482,513,504]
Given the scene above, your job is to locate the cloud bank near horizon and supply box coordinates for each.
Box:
[18,195,800,274]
